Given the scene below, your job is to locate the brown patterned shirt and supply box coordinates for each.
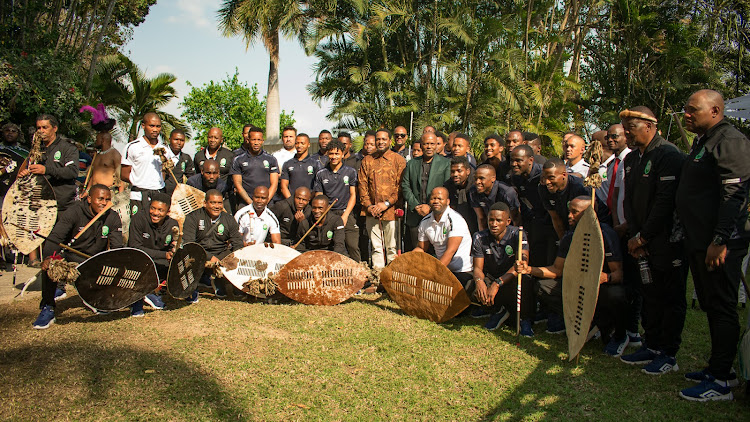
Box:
[358,149,406,220]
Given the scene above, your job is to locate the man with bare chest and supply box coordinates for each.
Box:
[88,132,123,193]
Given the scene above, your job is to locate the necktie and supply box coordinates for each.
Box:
[607,157,620,210]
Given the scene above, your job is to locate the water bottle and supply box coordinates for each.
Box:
[638,256,653,285]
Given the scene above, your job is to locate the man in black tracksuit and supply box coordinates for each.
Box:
[271,186,311,246]
[618,107,687,376]
[32,184,123,329]
[128,193,179,277]
[295,194,347,255]
[165,129,195,196]
[675,90,750,401]
[182,189,243,261]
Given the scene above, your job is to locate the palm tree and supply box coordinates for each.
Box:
[91,54,190,141]
[218,0,308,145]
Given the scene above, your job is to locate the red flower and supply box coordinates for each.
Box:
[70,87,75,93]
[21,51,27,57]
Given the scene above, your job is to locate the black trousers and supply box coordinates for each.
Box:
[537,278,628,338]
[330,209,360,261]
[494,276,535,324]
[640,255,688,356]
[528,224,558,267]
[689,240,749,380]
[40,252,87,309]
[357,214,370,265]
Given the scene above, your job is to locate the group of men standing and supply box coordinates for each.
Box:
[1,88,748,402]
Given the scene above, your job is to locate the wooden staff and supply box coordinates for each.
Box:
[82,151,98,194]
[292,198,338,249]
[516,227,524,340]
[71,202,113,243]
[6,223,91,259]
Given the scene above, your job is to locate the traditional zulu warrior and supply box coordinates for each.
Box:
[182,189,243,297]
[79,103,121,194]
[271,186,311,246]
[32,184,123,329]
[0,123,29,198]
[128,192,185,313]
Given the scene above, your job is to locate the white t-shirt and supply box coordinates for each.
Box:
[273,148,297,170]
[122,137,174,192]
[418,208,473,273]
[234,204,280,244]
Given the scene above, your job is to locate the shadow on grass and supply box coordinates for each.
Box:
[0,342,248,420]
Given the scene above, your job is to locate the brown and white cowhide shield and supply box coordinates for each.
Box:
[275,251,367,305]
[220,243,300,296]
[166,242,206,299]
[2,174,57,255]
[380,251,471,323]
[168,184,205,231]
[111,187,131,244]
[74,247,158,311]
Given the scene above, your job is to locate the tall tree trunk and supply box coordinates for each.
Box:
[266,31,281,146]
[85,0,116,93]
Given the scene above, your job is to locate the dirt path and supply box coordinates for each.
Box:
[0,264,41,305]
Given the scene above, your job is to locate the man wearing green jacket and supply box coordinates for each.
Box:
[401,132,451,251]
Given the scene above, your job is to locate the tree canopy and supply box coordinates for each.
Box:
[180,70,295,150]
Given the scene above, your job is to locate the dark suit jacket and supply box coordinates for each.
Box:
[401,154,451,226]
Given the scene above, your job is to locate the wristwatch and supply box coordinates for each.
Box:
[712,234,726,246]
[384,200,391,207]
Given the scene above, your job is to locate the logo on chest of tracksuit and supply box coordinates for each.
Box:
[217,224,225,235]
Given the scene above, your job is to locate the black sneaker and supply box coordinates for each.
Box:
[684,368,739,388]
[620,345,657,365]
[484,308,509,331]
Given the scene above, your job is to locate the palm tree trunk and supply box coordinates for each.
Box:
[265,31,281,146]
[85,0,116,93]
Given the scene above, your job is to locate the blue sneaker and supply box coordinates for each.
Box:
[620,345,657,365]
[144,293,165,310]
[32,305,55,329]
[679,378,733,401]
[54,287,67,302]
[484,308,509,331]
[186,290,200,304]
[520,319,534,337]
[684,368,739,388]
[470,306,493,319]
[546,313,565,334]
[642,353,678,375]
[130,300,145,318]
[533,310,548,325]
[627,331,643,348]
[604,334,629,357]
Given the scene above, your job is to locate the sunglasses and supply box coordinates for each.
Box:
[394,133,407,138]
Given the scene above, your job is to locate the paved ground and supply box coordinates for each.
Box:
[0,263,41,305]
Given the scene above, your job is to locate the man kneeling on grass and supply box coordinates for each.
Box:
[515,196,629,354]
[471,202,534,334]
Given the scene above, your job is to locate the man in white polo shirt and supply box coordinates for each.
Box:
[414,186,474,288]
[234,185,281,245]
[121,112,173,216]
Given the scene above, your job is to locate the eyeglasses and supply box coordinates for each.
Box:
[394,133,407,138]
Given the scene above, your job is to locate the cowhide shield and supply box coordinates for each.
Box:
[562,205,605,361]
[380,251,471,323]
[275,251,367,305]
[168,184,205,230]
[2,174,57,255]
[111,188,131,244]
[220,243,300,296]
[166,242,206,299]
[74,247,158,311]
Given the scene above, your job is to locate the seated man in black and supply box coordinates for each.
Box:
[471,202,534,334]
[128,193,190,312]
[183,189,243,298]
[187,158,230,211]
[33,184,123,329]
[516,196,628,356]
[295,194,346,255]
[271,186,311,246]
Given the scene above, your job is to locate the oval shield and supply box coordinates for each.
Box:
[169,184,205,231]
[562,205,605,361]
[111,187,131,244]
[167,242,206,299]
[74,247,158,311]
[2,174,57,255]
[220,243,300,296]
[380,251,471,323]
[275,251,368,305]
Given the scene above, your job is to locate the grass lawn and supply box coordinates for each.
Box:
[0,284,748,421]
